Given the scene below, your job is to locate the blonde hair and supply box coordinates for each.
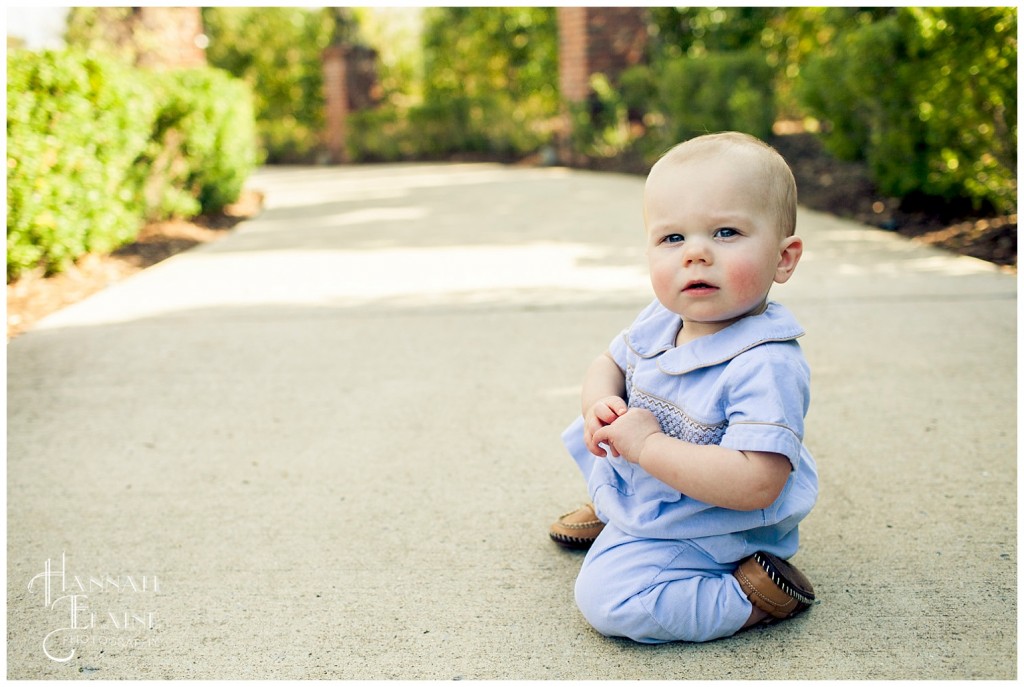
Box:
[651,132,798,236]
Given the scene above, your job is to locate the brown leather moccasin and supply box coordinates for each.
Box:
[733,552,815,620]
[549,503,605,550]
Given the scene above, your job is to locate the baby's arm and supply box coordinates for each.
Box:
[580,352,627,456]
[593,408,791,511]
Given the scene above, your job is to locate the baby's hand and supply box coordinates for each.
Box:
[593,407,662,464]
[584,396,627,456]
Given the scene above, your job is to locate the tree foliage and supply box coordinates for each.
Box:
[417,7,559,155]
[799,6,1016,213]
[647,7,779,59]
[64,8,138,62]
[201,7,341,163]
[60,6,1014,215]
[575,8,784,159]
[562,6,1015,214]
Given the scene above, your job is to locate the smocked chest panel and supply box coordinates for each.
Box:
[625,363,727,446]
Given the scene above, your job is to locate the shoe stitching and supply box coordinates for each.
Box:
[553,505,604,532]
[753,554,815,605]
[554,520,603,531]
[734,568,793,612]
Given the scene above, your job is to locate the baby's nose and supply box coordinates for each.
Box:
[682,241,712,264]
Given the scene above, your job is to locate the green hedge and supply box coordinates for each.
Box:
[347,95,552,163]
[7,49,156,278]
[343,6,559,164]
[141,68,260,218]
[798,7,1016,213]
[201,6,335,164]
[569,50,777,162]
[7,49,259,280]
[655,50,777,144]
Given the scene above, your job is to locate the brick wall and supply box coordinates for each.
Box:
[557,7,648,105]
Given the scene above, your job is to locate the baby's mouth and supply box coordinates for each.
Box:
[683,281,718,292]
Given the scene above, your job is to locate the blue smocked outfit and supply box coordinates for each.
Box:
[562,299,818,643]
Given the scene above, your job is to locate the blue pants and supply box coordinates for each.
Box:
[575,522,753,643]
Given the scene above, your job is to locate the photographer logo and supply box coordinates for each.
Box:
[27,552,160,662]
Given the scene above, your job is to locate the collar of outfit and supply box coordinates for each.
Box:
[624,300,805,375]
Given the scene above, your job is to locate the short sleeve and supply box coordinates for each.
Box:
[718,342,810,467]
[608,328,630,371]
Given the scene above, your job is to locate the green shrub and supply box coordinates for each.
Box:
[348,106,448,162]
[348,94,554,163]
[912,7,1016,213]
[346,107,416,162]
[656,50,777,143]
[7,49,260,280]
[414,7,559,159]
[202,7,338,164]
[132,68,260,220]
[799,14,930,197]
[567,73,638,159]
[564,50,775,163]
[798,7,1016,213]
[162,69,260,213]
[7,48,157,279]
[409,97,489,157]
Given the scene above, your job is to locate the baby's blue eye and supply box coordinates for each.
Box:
[663,233,684,243]
[715,227,739,238]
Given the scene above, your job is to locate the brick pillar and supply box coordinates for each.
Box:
[323,46,350,164]
[557,7,647,103]
[557,7,648,159]
[558,7,590,104]
[322,45,379,164]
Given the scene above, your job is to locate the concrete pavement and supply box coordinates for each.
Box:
[7,163,1016,679]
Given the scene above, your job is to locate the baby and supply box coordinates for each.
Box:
[552,131,818,643]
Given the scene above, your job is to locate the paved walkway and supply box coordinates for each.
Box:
[7,163,1016,679]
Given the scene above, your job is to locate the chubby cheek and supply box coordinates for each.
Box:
[722,255,773,304]
[647,257,677,303]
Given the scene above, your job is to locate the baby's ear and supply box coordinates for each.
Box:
[774,235,803,284]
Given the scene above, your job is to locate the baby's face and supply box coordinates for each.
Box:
[644,150,797,338]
